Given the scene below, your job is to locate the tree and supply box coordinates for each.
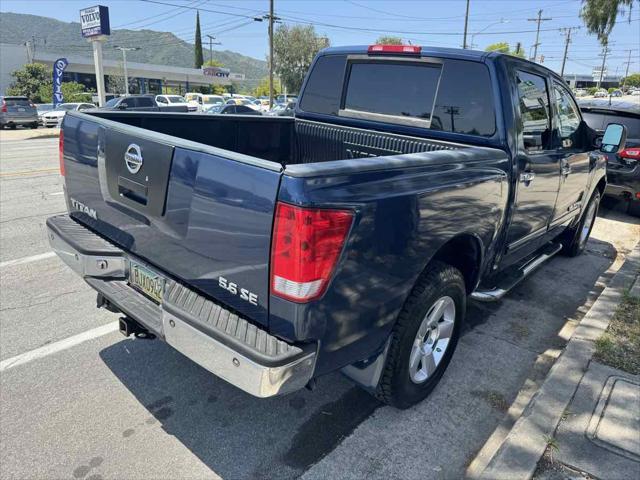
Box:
[375,36,403,45]
[253,76,281,97]
[272,24,329,93]
[621,72,640,87]
[6,63,51,102]
[194,11,203,68]
[37,81,89,103]
[7,63,89,103]
[203,59,224,68]
[485,42,525,58]
[580,0,636,45]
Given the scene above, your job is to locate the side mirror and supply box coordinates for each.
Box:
[600,123,627,153]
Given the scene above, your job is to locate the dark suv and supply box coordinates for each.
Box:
[101,95,160,111]
[580,100,640,216]
[0,96,39,129]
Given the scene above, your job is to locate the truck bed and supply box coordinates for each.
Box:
[86,111,463,166]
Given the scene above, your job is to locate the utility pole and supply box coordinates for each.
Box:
[597,42,612,89]
[620,49,634,91]
[559,27,578,78]
[114,46,139,96]
[528,9,552,62]
[205,35,221,64]
[462,0,470,49]
[268,0,275,108]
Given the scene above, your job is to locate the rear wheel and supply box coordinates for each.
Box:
[561,191,600,257]
[376,261,465,409]
[9,124,16,130]
[30,122,38,129]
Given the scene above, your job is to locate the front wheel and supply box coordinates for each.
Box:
[375,261,465,409]
[561,191,600,257]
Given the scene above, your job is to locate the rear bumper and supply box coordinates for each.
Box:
[2,116,37,125]
[46,214,316,397]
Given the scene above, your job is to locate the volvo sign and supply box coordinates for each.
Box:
[80,5,110,38]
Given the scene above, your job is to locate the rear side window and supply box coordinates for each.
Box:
[300,55,496,137]
[343,61,441,123]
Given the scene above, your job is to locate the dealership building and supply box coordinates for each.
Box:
[0,43,245,96]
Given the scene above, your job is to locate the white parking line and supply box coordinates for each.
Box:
[0,322,119,372]
[0,251,56,269]
[50,192,64,196]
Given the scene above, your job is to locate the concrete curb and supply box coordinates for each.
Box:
[466,243,640,480]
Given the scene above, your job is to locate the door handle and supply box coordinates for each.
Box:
[519,171,535,184]
[561,164,572,176]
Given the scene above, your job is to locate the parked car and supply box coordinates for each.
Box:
[610,89,623,98]
[51,45,616,409]
[580,99,640,216]
[594,90,608,98]
[631,89,640,96]
[100,95,159,112]
[41,102,96,128]
[267,101,296,117]
[202,95,225,110]
[220,104,262,115]
[0,96,38,129]
[184,92,205,112]
[35,103,54,125]
[155,95,189,112]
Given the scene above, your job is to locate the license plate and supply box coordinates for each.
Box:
[17,108,25,112]
[129,261,165,304]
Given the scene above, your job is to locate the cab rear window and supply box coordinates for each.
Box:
[300,55,496,137]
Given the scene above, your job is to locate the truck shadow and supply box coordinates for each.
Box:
[99,339,380,479]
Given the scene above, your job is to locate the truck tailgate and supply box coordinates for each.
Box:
[62,113,282,327]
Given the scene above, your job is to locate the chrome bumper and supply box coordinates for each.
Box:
[46,215,316,398]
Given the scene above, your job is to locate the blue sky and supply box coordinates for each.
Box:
[2,0,639,75]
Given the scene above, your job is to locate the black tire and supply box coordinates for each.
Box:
[627,200,640,218]
[561,191,600,257]
[375,261,466,409]
[30,123,38,129]
[9,124,16,130]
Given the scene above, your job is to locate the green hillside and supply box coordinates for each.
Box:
[0,12,267,89]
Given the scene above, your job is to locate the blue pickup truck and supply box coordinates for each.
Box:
[47,45,626,408]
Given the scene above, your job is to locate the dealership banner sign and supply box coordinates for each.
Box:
[80,5,110,37]
[203,66,231,78]
[53,58,69,108]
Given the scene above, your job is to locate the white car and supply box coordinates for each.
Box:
[631,89,640,96]
[202,95,225,110]
[593,90,608,98]
[42,102,95,127]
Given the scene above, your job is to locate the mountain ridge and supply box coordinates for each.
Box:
[0,12,267,89]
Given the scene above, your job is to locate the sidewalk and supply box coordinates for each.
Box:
[468,244,640,480]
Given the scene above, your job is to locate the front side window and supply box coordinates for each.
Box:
[516,70,552,152]
[552,82,581,148]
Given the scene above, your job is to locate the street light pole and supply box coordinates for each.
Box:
[268,0,274,108]
[470,18,508,50]
[114,46,139,96]
[462,0,470,49]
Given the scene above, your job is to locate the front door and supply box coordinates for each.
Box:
[505,69,561,254]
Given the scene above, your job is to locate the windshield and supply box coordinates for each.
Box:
[205,104,224,114]
[185,94,199,102]
[58,104,79,111]
[36,104,53,112]
[203,96,223,105]
[167,96,186,104]
[104,98,119,107]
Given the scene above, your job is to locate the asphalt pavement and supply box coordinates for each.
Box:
[0,134,638,480]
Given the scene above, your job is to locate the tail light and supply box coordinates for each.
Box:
[271,202,353,302]
[1,101,6,113]
[59,130,65,176]
[619,148,640,160]
[368,44,421,55]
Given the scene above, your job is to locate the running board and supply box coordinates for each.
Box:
[471,242,563,302]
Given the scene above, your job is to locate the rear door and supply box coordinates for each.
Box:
[505,69,561,253]
[62,114,282,327]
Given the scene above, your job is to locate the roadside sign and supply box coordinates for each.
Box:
[52,58,69,108]
[203,66,231,78]
[79,5,110,38]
